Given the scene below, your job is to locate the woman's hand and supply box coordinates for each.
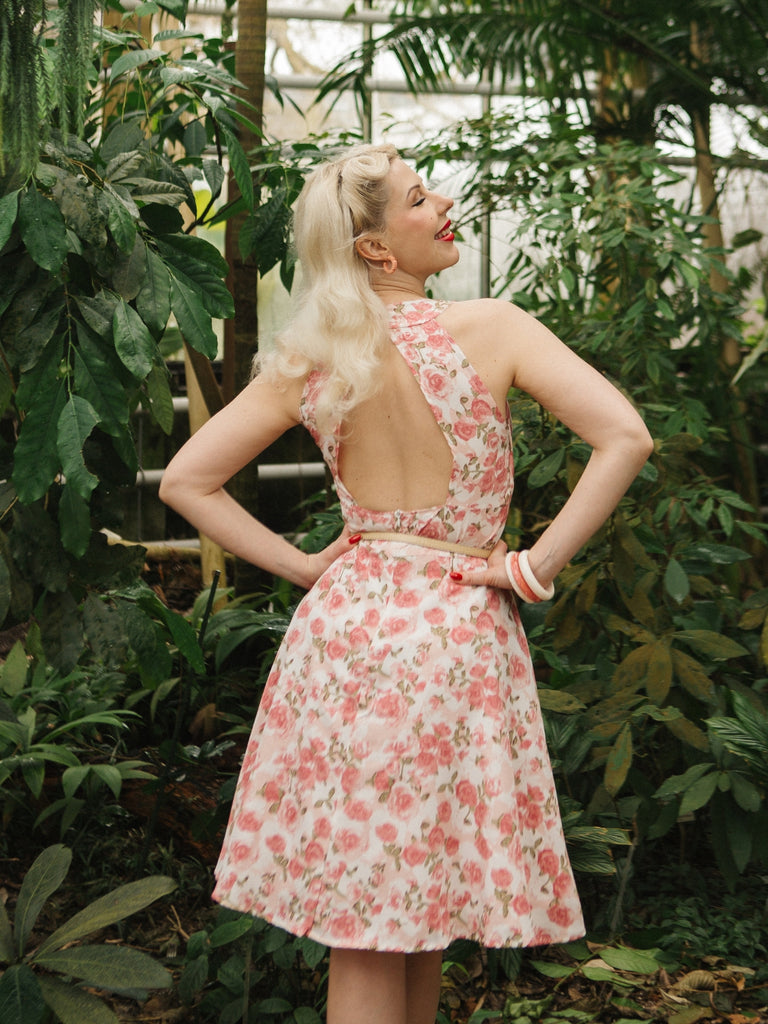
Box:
[451,539,512,590]
[296,526,358,590]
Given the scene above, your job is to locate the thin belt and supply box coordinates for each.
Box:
[358,530,491,560]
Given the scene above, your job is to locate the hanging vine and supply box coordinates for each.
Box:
[0,0,97,186]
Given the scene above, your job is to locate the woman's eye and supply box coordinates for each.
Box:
[413,196,426,206]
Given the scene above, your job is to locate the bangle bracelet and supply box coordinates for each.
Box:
[518,549,555,601]
[504,551,540,603]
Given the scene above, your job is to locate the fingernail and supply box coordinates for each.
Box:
[349,534,361,544]
[450,571,463,581]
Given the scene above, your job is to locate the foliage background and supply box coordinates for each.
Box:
[1,0,767,1021]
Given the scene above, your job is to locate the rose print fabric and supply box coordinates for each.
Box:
[212,299,585,951]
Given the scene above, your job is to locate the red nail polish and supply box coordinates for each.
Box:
[349,534,361,544]
[450,571,463,581]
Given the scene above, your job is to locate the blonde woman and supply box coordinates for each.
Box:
[160,143,653,1024]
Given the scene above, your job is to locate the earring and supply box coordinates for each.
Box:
[383,256,398,274]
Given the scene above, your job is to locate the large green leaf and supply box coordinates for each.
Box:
[671,648,714,702]
[100,184,137,252]
[156,236,234,318]
[111,233,148,300]
[57,396,100,499]
[113,298,157,379]
[222,126,254,210]
[170,276,218,358]
[12,372,68,502]
[15,845,72,956]
[675,629,749,660]
[0,964,46,1024]
[74,321,130,435]
[1,641,30,698]
[76,291,119,339]
[34,944,172,993]
[604,722,632,797]
[18,186,68,273]
[36,975,117,1024]
[135,248,172,338]
[145,362,175,434]
[59,483,92,557]
[37,876,176,956]
[109,47,166,80]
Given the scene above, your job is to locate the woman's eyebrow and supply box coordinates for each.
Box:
[406,181,424,198]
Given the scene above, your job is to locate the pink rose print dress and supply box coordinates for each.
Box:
[212,299,585,951]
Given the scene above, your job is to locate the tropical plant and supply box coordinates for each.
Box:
[0,844,175,1023]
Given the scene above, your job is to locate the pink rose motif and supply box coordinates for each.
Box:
[427,826,445,850]
[423,369,449,398]
[456,780,478,807]
[348,625,371,648]
[336,829,362,854]
[463,860,483,885]
[402,843,429,867]
[491,867,513,888]
[314,817,332,838]
[553,871,573,897]
[341,766,362,793]
[450,624,475,645]
[537,848,560,877]
[235,811,262,833]
[475,611,495,634]
[263,780,282,804]
[228,842,251,864]
[374,690,409,723]
[445,836,460,856]
[424,607,446,625]
[437,800,453,823]
[512,894,532,915]
[499,812,516,836]
[455,419,477,441]
[288,858,304,880]
[325,638,348,660]
[394,589,420,608]
[305,839,325,864]
[329,912,363,941]
[266,834,286,855]
[388,784,417,820]
[345,799,373,822]
[547,905,574,927]
[415,751,438,775]
[475,836,492,860]
[310,617,324,637]
[364,608,381,628]
[375,822,398,843]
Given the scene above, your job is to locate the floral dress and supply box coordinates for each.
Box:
[212,299,585,952]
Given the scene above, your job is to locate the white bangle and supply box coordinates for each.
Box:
[518,549,555,602]
[504,551,536,602]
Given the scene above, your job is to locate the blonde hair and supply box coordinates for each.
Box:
[257,143,399,434]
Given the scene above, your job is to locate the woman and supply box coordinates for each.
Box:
[159,143,653,1024]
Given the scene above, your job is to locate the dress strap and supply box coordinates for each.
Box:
[358,531,492,559]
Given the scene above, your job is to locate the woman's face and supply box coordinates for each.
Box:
[379,158,459,281]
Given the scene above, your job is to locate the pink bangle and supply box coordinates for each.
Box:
[504,551,540,603]
[504,550,555,603]
[518,549,555,601]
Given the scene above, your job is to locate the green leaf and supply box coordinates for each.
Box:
[209,916,254,947]
[537,689,585,713]
[34,944,172,993]
[136,248,172,338]
[18,186,68,273]
[109,47,166,80]
[113,299,157,379]
[145,362,175,434]
[59,484,92,557]
[0,189,20,250]
[202,158,225,200]
[15,845,71,956]
[526,448,564,488]
[36,975,117,1024]
[645,640,673,704]
[604,722,632,797]
[675,630,748,660]
[599,946,661,974]
[74,321,130,435]
[222,127,254,210]
[0,964,46,1024]
[1,641,29,697]
[671,649,714,702]
[76,291,119,339]
[654,763,714,799]
[12,373,68,502]
[664,557,689,603]
[111,233,148,300]
[122,178,187,206]
[104,187,137,252]
[37,876,176,956]
[170,276,218,358]
[62,765,91,800]
[57,395,100,499]
[729,773,762,813]
[530,960,575,978]
[91,764,123,798]
[156,235,233,317]
[679,771,718,815]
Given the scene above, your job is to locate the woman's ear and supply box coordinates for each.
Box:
[355,235,391,270]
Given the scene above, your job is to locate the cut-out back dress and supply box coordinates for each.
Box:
[212,299,585,951]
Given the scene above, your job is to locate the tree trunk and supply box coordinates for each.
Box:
[226,0,268,595]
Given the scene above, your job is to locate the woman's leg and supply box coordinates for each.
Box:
[327,949,406,1024]
[326,948,443,1024]
[405,950,443,1024]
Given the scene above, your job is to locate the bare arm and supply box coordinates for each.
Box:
[454,301,654,591]
[158,374,352,589]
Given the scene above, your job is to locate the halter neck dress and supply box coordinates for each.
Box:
[212,299,584,951]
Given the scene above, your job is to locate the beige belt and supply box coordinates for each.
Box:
[358,531,491,560]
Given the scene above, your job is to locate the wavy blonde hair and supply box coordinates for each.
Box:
[256,143,399,434]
